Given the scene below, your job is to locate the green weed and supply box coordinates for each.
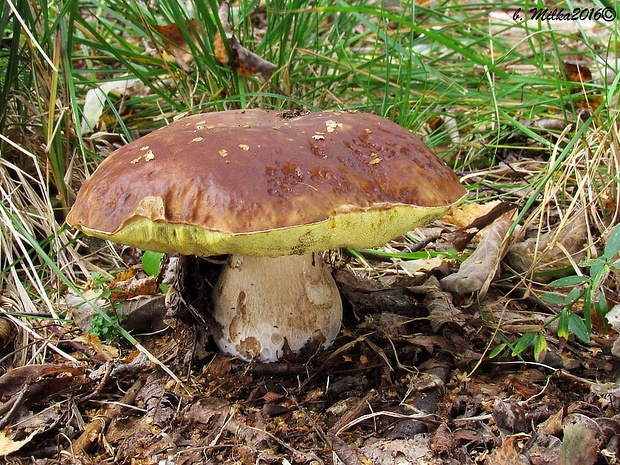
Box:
[492,223,620,361]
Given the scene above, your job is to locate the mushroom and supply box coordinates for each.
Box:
[67,110,466,362]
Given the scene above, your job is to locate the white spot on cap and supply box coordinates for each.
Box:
[325,120,343,133]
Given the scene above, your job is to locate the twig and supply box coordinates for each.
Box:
[0,382,45,430]
[65,378,144,458]
[489,360,597,387]
[6,314,79,363]
[337,409,433,435]
[293,397,369,465]
[79,361,113,404]
[224,418,323,464]
[329,389,379,434]
[325,432,363,465]
[48,324,106,363]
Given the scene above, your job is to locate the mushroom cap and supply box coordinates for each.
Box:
[67,110,466,256]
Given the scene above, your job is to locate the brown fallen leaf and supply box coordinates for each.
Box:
[138,370,174,427]
[361,436,435,464]
[606,304,620,358]
[326,432,364,465]
[441,200,504,229]
[0,317,15,351]
[152,19,198,71]
[441,211,515,295]
[493,398,528,433]
[422,277,468,332]
[0,406,64,456]
[74,333,120,361]
[506,214,588,281]
[70,378,144,457]
[0,364,85,400]
[214,0,279,84]
[540,408,565,436]
[66,289,166,336]
[563,58,604,114]
[430,422,455,457]
[448,201,517,250]
[214,31,277,80]
[486,435,529,465]
[559,414,599,465]
[401,334,452,353]
[108,275,160,302]
[0,429,40,456]
[0,364,88,438]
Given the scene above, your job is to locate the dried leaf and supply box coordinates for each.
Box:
[525,431,562,465]
[262,404,293,418]
[397,256,446,274]
[429,422,455,456]
[107,275,160,302]
[563,59,604,113]
[402,334,452,353]
[441,211,514,295]
[486,435,529,465]
[214,0,277,81]
[214,31,277,79]
[361,437,434,465]
[441,200,505,229]
[0,364,84,400]
[564,61,592,82]
[507,215,588,280]
[205,353,233,379]
[153,19,196,48]
[67,291,167,335]
[152,19,198,71]
[138,371,174,427]
[326,432,364,465]
[606,304,620,358]
[539,409,565,436]
[492,399,527,433]
[442,201,517,251]
[423,280,468,332]
[560,414,599,465]
[74,333,120,361]
[80,78,146,135]
[262,391,285,403]
[0,317,15,349]
[0,428,39,456]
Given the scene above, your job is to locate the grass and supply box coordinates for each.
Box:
[1,0,619,365]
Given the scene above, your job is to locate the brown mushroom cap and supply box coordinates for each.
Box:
[67,110,466,256]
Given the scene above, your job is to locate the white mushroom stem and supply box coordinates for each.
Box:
[211,254,343,362]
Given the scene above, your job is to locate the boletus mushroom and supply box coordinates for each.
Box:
[67,109,466,362]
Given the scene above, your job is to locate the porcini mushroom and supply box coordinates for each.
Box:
[67,109,466,362]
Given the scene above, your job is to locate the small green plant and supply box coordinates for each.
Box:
[543,223,620,335]
[141,251,165,277]
[492,223,620,361]
[89,313,127,344]
[141,250,168,293]
[88,272,126,344]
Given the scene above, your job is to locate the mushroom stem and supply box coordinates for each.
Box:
[212,254,343,362]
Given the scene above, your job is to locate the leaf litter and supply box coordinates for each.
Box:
[2,2,620,465]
